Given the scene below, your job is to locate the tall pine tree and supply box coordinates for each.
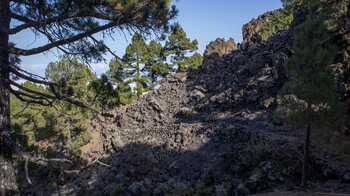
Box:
[121,32,150,97]
[106,59,135,105]
[275,4,339,187]
[45,56,97,155]
[144,40,170,90]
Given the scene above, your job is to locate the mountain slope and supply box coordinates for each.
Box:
[26,4,350,196]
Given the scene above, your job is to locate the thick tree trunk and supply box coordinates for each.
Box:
[0,0,18,195]
[301,120,311,188]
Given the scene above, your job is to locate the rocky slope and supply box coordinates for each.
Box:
[25,3,350,196]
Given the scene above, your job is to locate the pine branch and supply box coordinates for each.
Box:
[10,12,32,23]
[9,11,114,35]
[9,20,125,56]
[89,35,122,60]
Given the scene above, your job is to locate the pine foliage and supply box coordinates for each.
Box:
[165,26,200,72]
[107,26,203,101]
[11,57,98,156]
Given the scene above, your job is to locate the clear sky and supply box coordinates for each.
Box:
[10,0,283,77]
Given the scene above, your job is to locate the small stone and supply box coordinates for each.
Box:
[215,185,228,196]
[245,174,260,191]
[233,183,250,196]
[259,161,272,173]
[344,172,350,182]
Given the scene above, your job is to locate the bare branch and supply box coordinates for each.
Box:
[10,80,97,112]
[92,158,112,168]
[9,66,53,86]
[10,88,51,101]
[11,12,32,23]
[10,80,56,99]
[10,88,53,106]
[89,35,121,60]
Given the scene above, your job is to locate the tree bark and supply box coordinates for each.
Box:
[0,1,19,195]
[301,119,311,189]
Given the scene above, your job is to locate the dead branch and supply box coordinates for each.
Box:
[92,158,112,168]
[25,157,32,185]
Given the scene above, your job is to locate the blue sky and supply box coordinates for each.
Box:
[10,0,283,77]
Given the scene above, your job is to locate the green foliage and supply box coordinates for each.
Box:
[11,56,98,157]
[143,40,171,89]
[281,0,298,11]
[10,0,177,62]
[280,0,348,32]
[89,74,121,108]
[275,4,342,143]
[165,25,200,72]
[45,56,97,156]
[107,27,203,100]
[195,168,215,196]
[69,131,92,155]
[110,184,124,196]
[120,32,150,96]
[273,2,350,184]
[260,10,293,40]
[185,53,204,69]
[321,0,348,32]
[216,48,224,57]
[10,82,55,153]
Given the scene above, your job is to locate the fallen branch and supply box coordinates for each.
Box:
[25,157,32,185]
[92,158,112,168]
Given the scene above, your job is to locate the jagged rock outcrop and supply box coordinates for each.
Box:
[241,9,283,50]
[25,3,350,196]
[204,38,238,57]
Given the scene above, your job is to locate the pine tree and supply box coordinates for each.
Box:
[45,56,97,155]
[165,26,199,72]
[120,32,150,97]
[185,52,204,70]
[144,40,170,90]
[10,82,55,153]
[106,59,135,105]
[275,4,339,188]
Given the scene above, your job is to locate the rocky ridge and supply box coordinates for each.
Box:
[26,4,350,196]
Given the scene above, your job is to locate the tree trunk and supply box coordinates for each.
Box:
[301,119,311,189]
[0,0,18,195]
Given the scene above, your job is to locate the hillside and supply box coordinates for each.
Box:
[24,3,350,196]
